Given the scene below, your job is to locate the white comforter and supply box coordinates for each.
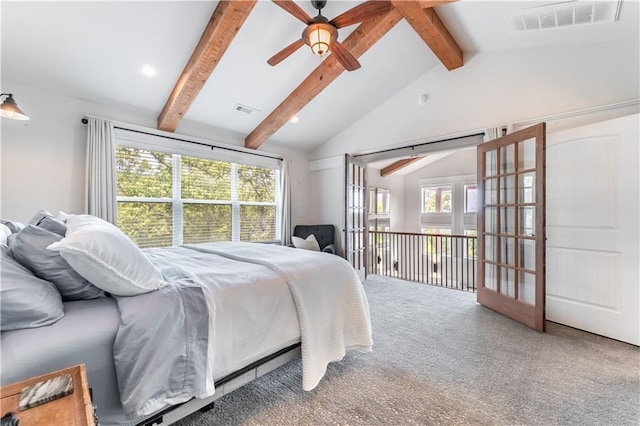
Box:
[185,242,373,391]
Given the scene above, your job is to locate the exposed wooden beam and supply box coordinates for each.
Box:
[244,8,403,150]
[392,0,462,70]
[380,157,424,177]
[418,0,456,9]
[158,0,257,132]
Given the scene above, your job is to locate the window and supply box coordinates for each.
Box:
[421,186,452,213]
[116,145,279,248]
[369,187,390,231]
[464,184,477,213]
[419,175,477,237]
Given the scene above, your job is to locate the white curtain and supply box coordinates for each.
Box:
[484,127,501,142]
[279,158,292,246]
[86,117,117,224]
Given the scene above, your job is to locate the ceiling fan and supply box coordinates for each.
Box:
[267,0,392,71]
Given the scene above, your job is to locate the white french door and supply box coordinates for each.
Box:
[344,154,367,279]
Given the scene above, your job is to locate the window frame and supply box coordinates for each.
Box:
[115,128,282,247]
[418,175,477,236]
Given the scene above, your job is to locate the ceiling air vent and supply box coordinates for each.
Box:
[506,0,621,33]
[234,103,259,115]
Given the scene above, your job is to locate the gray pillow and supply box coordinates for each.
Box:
[9,225,106,300]
[37,215,67,237]
[1,244,64,331]
[1,219,24,234]
[29,209,54,226]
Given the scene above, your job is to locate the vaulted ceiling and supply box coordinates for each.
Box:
[157,0,463,151]
[2,0,638,159]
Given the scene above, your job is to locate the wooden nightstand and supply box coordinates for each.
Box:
[0,364,95,425]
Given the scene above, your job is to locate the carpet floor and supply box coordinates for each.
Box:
[175,274,640,425]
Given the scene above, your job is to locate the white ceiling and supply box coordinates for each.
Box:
[2,1,638,154]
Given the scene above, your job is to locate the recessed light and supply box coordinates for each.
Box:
[139,64,157,77]
[289,116,299,123]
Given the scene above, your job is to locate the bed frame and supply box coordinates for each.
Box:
[139,343,301,425]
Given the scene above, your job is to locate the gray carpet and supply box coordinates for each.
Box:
[175,275,640,425]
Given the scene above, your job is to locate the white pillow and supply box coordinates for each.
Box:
[0,223,11,245]
[47,215,166,296]
[292,234,321,251]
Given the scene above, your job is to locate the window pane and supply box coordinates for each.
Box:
[500,144,515,173]
[518,172,536,203]
[183,204,232,244]
[116,146,172,198]
[441,189,452,212]
[117,202,173,248]
[377,189,390,214]
[421,186,452,213]
[518,138,536,170]
[422,188,436,212]
[240,205,276,241]
[181,156,231,200]
[465,184,477,212]
[237,165,277,202]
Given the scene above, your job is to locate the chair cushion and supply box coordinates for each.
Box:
[292,234,321,251]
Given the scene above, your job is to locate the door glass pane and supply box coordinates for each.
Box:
[484,235,497,261]
[518,138,536,169]
[485,207,497,233]
[500,144,515,173]
[500,175,515,204]
[485,178,498,204]
[518,172,536,203]
[485,150,498,177]
[519,207,535,237]
[519,239,536,271]
[500,267,515,297]
[500,207,515,235]
[518,271,536,305]
[485,263,497,291]
[500,237,515,266]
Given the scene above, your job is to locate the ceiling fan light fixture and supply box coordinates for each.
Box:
[303,23,336,57]
[0,93,29,120]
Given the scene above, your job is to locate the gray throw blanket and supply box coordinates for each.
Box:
[113,253,211,418]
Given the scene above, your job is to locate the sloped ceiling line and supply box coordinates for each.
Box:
[157,0,257,132]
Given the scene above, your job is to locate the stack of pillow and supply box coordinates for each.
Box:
[1,210,167,332]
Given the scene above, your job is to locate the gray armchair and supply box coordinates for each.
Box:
[292,224,336,254]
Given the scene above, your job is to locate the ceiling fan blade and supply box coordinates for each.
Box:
[267,39,306,66]
[329,0,393,29]
[329,40,361,71]
[273,0,314,25]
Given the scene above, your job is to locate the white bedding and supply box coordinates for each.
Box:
[185,242,373,391]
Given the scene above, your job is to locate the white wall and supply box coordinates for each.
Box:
[311,40,639,160]
[308,156,344,254]
[0,81,311,225]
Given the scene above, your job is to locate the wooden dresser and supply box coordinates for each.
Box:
[0,364,95,425]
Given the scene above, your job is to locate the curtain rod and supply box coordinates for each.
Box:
[81,118,283,161]
[353,132,486,158]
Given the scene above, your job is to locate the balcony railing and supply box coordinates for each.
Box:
[368,231,477,292]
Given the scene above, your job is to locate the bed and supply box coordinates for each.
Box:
[0,213,373,425]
